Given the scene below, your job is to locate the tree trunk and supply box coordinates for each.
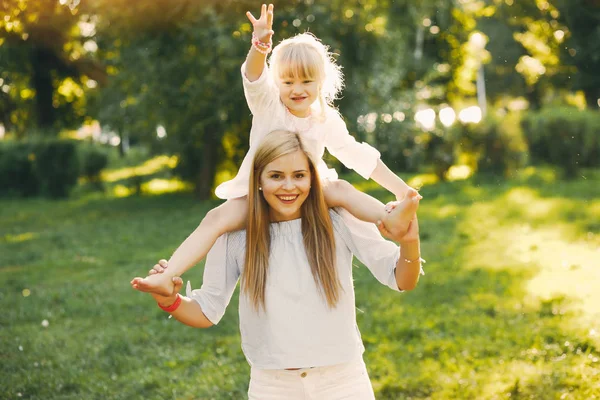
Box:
[525,84,542,110]
[194,125,220,200]
[31,47,56,131]
[583,88,599,110]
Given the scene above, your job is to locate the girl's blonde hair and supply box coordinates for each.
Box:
[244,130,341,311]
[269,33,344,117]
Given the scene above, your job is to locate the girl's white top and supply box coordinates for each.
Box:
[186,209,424,370]
[214,63,381,199]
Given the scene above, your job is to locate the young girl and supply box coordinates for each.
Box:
[132,130,423,399]
[134,3,420,296]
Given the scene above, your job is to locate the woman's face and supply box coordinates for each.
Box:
[259,150,312,222]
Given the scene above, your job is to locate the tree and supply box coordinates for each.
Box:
[556,0,600,109]
[0,0,105,136]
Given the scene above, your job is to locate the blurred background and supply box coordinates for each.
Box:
[1,1,599,399]
[1,0,598,197]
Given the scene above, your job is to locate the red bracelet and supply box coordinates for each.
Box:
[158,293,182,313]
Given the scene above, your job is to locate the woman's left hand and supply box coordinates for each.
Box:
[377,216,419,244]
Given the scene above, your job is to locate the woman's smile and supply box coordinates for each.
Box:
[276,194,300,204]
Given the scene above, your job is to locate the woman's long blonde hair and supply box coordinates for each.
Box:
[243,130,341,311]
[269,33,344,119]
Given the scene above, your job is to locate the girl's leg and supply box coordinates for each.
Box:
[323,180,386,222]
[133,197,248,296]
[323,179,419,238]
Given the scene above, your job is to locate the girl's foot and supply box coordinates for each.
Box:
[381,189,421,238]
[131,272,175,296]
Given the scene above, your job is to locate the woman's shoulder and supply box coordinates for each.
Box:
[225,230,247,252]
[328,208,350,235]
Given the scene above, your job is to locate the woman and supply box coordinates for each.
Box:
[131,130,423,399]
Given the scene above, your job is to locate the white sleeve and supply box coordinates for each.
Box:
[186,233,242,324]
[324,112,381,179]
[331,209,424,292]
[241,62,279,116]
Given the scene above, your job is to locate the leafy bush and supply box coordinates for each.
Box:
[353,114,427,174]
[0,139,80,198]
[425,130,456,181]
[79,145,109,188]
[449,114,528,176]
[0,142,40,197]
[521,107,600,178]
[32,140,80,198]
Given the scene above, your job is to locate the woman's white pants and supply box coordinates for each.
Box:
[247,357,376,399]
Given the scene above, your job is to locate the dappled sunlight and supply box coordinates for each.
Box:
[446,165,474,181]
[515,166,559,183]
[589,201,600,219]
[351,179,386,193]
[407,173,439,189]
[462,190,600,324]
[505,187,557,219]
[523,228,600,323]
[143,178,192,194]
[102,155,178,183]
[2,232,37,243]
[475,356,599,399]
[436,204,461,219]
[214,169,236,188]
[112,178,192,197]
[476,361,547,398]
[502,187,600,236]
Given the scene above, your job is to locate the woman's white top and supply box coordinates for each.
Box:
[186,209,424,370]
[214,63,381,199]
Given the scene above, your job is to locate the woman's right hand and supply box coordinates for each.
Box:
[150,276,183,307]
[246,3,274,43]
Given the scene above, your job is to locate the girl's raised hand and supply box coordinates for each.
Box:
[246,3,274,43]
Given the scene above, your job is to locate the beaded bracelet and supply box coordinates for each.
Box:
[157,293,182,313]
[252,32,272,55]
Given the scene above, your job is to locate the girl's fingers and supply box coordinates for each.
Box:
[267,4,274,26]
[149,269,156,275]
[246,11,257,24]
[261,4,266,18]
[158,259,168,268]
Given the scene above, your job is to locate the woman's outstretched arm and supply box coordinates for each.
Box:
[136,275,214,329]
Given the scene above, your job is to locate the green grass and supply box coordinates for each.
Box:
[1,166,599,399]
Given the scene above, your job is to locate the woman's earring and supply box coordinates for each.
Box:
[259,187,262,191]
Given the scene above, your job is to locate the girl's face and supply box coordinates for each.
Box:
[277,76,319,118]
[259,150,312,222]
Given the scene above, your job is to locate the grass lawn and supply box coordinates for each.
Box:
[1,163,599,399]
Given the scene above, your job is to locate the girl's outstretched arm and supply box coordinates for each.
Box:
[244,3,274,82]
